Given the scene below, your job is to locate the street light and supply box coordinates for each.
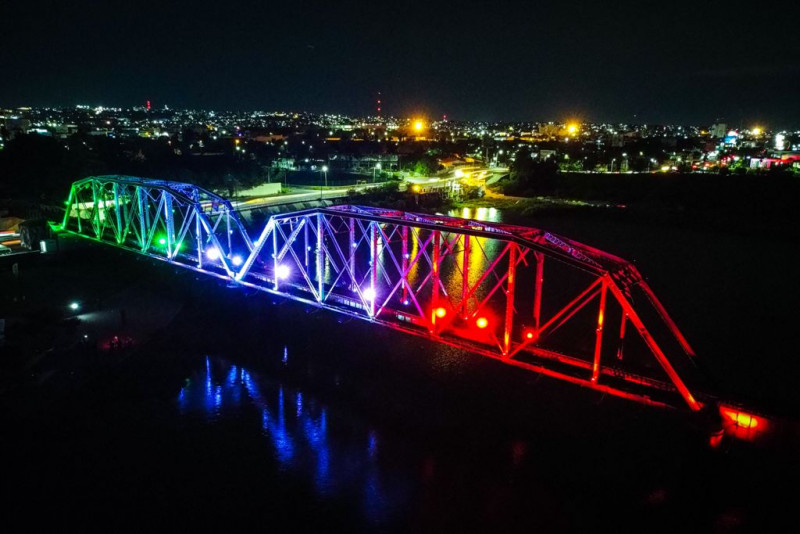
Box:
[320,164,328,200]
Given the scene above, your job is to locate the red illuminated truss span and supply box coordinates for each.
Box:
[61,176,717,412]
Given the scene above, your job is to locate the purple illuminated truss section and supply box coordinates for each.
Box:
[61,176,712,411]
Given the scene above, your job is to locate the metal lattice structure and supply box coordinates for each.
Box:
[61,175,711,411]
[62,175,253,276]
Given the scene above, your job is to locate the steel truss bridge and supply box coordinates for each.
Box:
[59,175,756,421]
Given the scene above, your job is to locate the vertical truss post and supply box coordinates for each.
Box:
[113,182,123,243]
[431,230,441,331]
[272,221,279,290]
[195,212,203,268]
[91,181,100,237]
[73,186,83,234]
[316,213,324,302]
[503,243,517,355]
[304,220,309,268]
[591,278,608,382]
[533,252,544,331]
[192,190,203,266]
[401,225,408,303]
[226,211,232,253]
[137,187,147,251]
[370,221,378,317]
[461,234,470,318]
[144,187,152,236]
[349,218,356,290]
[616,314,627,361]
[164,193,174,258]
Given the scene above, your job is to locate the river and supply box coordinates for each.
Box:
[1,205,797,532]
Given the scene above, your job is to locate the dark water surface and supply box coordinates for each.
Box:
[1,208,798,532]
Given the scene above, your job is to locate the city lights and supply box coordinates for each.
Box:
[413,120,424,132]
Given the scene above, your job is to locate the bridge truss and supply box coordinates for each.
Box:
[61,176,712,411]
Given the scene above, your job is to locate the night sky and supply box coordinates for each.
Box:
[2,0,799,126]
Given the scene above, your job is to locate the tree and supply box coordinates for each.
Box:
[504,148,558,196]
[410,155,439,176]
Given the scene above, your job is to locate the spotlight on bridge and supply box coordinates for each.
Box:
[362,287,376,302]
[475,317,489,329]
[434,307,447,319]
[276,264,291,280]
[206,247,220,261]
[523,328,537,341]
[157,237,166,246]
[231,255,243,267]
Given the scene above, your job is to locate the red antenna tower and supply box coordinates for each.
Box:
[146,100,151,111]
[376,91,382,117]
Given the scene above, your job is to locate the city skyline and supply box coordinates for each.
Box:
[2,103,797,132]
[2,0,798,127]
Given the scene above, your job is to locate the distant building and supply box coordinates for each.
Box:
[52,124,79,138]
[3,117,31,139]
[710,123,727,138]
[609,133,625,148]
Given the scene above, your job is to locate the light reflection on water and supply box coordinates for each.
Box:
[177,356,407,524]
[449,206,503,223]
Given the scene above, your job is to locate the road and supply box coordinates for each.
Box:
[232,181,390,210]
[231,166,510,209]
[402,166,509,192]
